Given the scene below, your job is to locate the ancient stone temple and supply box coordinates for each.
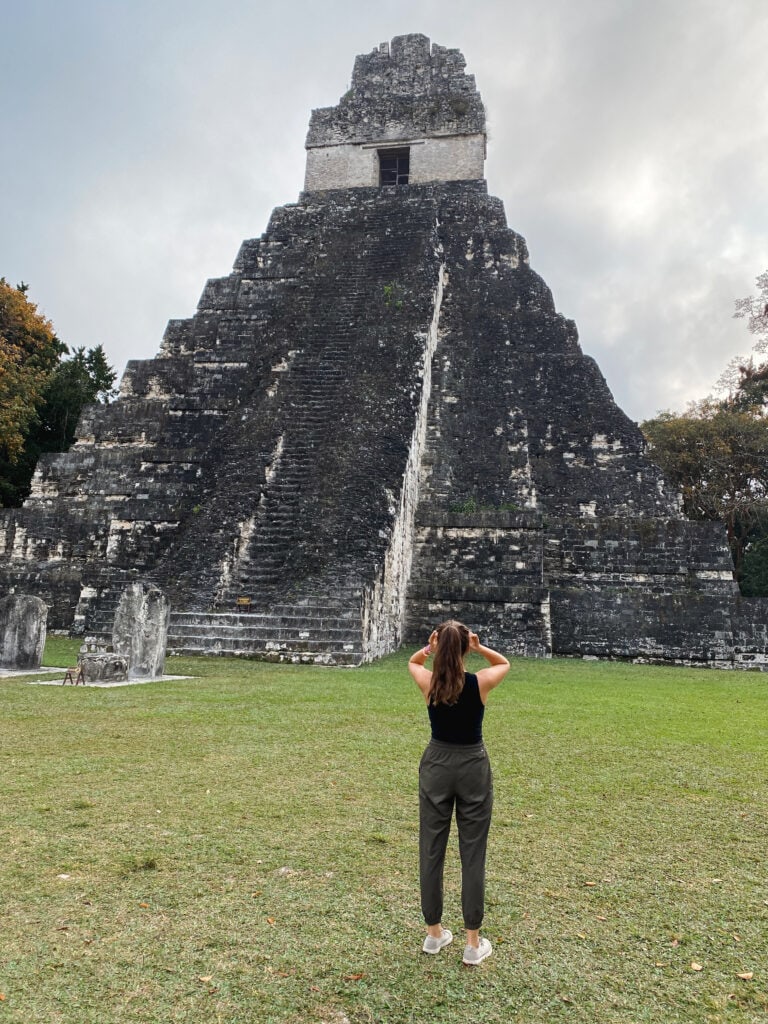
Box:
[0,34,765,666]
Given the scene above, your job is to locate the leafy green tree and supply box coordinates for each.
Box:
[739,514,768,596]
[33,345,117,452]
[742,549,768,597]
[641,402,768,582]
[727,360,768,413]
[0,281,117,507]
[642,271,768,593]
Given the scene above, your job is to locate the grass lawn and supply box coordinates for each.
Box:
[1,638,767,1023]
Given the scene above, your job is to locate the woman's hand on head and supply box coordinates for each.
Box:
[468,631,481,652]
[428,629,439,653]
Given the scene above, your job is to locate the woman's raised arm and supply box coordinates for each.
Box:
[469,632,510,701]
[408,629,438,700]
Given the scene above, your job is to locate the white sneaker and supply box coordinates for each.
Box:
[462,937,493,965]
[422,928,453,954]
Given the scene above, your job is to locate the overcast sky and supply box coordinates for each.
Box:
[1,0,766,423]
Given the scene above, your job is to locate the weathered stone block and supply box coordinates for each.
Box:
[79,652,129,682]
[0,594,47,670]
[112,582,170,679]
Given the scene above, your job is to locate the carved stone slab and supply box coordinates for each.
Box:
[0,594,47,670]
[112,582,170,679]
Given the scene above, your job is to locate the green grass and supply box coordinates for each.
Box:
[1,640,767,1023]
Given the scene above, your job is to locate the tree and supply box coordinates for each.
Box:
[740,525,768,596]
[641,402,768,582]
[641,270,768,594]
[719,271,768,411]
[734,270,768,346]
[33,345,117,453]
[0,278,62,463]
[0,282,117,507]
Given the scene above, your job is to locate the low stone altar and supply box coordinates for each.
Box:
[78,650,129,683]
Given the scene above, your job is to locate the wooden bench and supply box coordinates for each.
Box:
[62,665,85,685]
[235,596,252,613]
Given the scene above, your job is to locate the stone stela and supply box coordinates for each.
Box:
[0,34,765,668]
[0,595,47,671]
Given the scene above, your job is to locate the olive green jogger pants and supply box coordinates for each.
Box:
[418,739,494,931]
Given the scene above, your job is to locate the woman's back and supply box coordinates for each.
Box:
[427,672,485,745]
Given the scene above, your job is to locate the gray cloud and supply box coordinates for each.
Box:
[1,0,766,424]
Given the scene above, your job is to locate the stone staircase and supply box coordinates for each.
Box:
[78,574,366,665]
[166,599,364,665]
[213,342,350,609]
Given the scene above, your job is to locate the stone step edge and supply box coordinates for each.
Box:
[168,632,362,646]
[166,645,363,667]
[166,635,361,652]
[407,585,548,603]
[169,606,362,622]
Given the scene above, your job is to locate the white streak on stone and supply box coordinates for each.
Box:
[362,261,447,659]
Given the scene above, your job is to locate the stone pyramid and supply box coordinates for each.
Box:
[0,34,764,667]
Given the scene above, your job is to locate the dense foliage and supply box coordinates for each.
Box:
[0,280,116,507]
[0,279,62,464]
[641,271,768,595]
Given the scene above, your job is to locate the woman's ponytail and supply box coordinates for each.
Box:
[429,620,470,705]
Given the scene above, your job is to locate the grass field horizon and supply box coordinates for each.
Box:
[2,638,767,1023]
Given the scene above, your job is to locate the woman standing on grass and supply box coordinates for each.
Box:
[409,620,510,966]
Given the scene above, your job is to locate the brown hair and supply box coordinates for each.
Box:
[429,620,470,706]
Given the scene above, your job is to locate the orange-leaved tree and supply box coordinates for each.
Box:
[0,279,62,463]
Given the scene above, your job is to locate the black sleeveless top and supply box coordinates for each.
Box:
[428,672,484,745]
